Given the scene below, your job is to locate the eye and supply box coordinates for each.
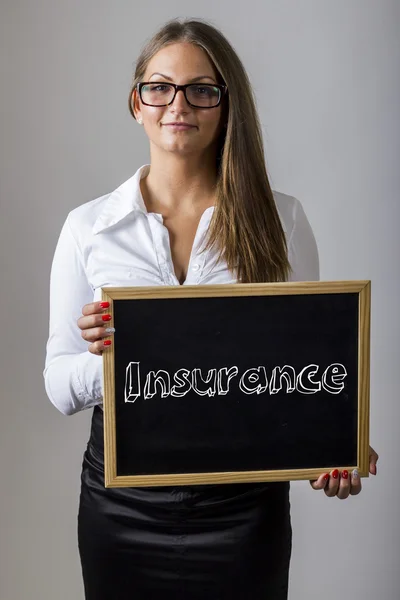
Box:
[190,85,219,98]
[143,84,171,93]
[194,86,212,95]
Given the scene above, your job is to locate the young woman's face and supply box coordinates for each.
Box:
[133,42,225,158]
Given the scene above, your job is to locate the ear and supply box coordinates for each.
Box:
[131,88,141,121]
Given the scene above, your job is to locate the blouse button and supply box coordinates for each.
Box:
[192,263,200,272]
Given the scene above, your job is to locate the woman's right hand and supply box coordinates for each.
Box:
[77,301,115,355]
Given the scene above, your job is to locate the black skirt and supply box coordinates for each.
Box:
[78,406,292,600]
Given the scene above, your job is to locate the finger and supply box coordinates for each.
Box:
[310,473,329,490]
[336,470,351,500]
[77,311,113,331]
[81,325,115,343]
[324,469,340,497]
[88,338,113,356]
[81,301,110,316]
[350,469,362,495]
[369,446,379,475]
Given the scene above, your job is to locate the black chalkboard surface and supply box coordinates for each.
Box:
[102,281,370,488]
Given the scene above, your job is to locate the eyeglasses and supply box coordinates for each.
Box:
[137,82,227,108]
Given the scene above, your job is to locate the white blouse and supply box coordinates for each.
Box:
[43,164,319,416]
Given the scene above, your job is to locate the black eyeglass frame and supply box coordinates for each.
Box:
[137,82,228,108]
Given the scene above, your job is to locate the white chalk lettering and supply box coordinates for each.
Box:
[124,361,141,403]
[322,363,347,394]
[239,367,268,395]
[192,368,217,397]
[123,362,348,401]
[171,368,192,397]
[144,370,170,399]
[269,365,296,394]
[217,366,239,395]
[296,364,321,394]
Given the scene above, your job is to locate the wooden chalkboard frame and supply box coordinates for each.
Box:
[101,281,370,488]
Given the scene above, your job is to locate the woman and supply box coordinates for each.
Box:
[44,18,378,599]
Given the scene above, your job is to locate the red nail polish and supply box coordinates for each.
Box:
[342,470,349,479]
[332,469,339,479]
[100,301,110,308]
[102,314,112,321]
[323,474,329,481]
[103,340,112,346]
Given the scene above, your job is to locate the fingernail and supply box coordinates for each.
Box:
[342,470,349,479]
[104,327,115,334]
[323,474,329,481]
[352,469,359,479]
[102,314,112,322]
[332,469,339,479]
[103,340,112,346]
[100,301,110,308]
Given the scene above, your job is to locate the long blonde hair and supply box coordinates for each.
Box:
[128,18,291,283]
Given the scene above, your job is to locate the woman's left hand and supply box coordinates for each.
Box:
[310,446,379,499]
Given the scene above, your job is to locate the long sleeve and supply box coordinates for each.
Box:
[287,198,320,282]
[43,215,103,416]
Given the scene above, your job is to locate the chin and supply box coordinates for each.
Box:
[159,140,201,154]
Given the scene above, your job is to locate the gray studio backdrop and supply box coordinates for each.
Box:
[1,1,399,598]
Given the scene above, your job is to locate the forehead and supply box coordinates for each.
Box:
[144,42,217,79]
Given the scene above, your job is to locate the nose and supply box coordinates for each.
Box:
[170,88,190,111]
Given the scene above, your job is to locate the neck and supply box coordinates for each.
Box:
[141,149,218,216]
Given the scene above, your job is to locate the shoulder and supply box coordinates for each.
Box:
[61,192,113,257]
[64,164,148,244]
[66,192,111,235]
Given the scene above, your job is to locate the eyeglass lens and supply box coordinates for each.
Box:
[141,83,221,107]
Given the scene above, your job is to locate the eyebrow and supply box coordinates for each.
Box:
[148,72,216,83]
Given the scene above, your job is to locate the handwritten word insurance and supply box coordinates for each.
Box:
[124,363,348,403]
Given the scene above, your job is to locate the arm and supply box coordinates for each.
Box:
[43,215,103,416]
[287,198,320,282]
[288,199,380,497]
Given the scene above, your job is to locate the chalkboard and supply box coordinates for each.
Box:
[102,281,370,488]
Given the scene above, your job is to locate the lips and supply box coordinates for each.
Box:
[164,123,196,131]
[163,122,196,127]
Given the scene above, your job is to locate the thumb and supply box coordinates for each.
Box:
[310,473,329,490]
[369,446,379,475]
